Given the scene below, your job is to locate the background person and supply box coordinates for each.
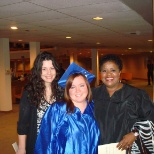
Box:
[92,54,154,153]
[16,52,63,154]
[147,59,153,85]
[34,62,100,154]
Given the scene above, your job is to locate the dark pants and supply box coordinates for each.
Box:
[147,71,153,85]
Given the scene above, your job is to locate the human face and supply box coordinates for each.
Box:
[69,75,88,105]
[101,61,121,88]
[41,60,56,84]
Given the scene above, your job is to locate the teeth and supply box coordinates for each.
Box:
[106,78,113,80]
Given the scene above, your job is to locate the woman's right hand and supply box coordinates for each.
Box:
[16,148,26,154]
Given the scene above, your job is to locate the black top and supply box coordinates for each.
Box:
[17,88,64,154]
[92,84,154,145]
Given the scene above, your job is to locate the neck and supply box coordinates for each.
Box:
[74,101,87,113]
[107,83,123,97]
[45,84,52,103]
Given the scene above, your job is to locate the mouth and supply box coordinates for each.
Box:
[46,76,52,79]
[106,77,113,81]
[75,94,81,97]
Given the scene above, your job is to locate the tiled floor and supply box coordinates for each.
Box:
[0,79,153,154]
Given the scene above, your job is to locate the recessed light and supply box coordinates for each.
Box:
[148,40,153,42]
[128,48,132,50]
[11,26,18,30]
[93,17,103,20]
[18,40,22,42]
[66,36,71,39]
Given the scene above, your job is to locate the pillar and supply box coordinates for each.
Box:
[70,52,78,64]
[152,0,154,102]
[0,38,12,111]
[30,42,40,69]
[91,49,99,86]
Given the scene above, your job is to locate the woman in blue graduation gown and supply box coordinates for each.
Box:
[34,62,100,154]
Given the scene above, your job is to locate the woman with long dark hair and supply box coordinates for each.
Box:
[16,51,63,154]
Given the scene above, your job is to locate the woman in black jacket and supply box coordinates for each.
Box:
[92,54,154,153]
[16,51,63,154]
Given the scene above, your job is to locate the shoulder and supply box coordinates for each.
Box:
[51,102,66,112]
[92,85,105,95]
[122,84,152,102]
[20,90,29,102]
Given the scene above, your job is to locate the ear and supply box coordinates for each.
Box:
[119,71,122,78]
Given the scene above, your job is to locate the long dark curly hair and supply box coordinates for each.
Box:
[25,51,63,107]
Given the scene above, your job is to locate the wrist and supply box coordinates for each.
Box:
[132,129,139,137]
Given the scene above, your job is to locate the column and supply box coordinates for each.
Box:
[91,49,99,87]
[152,0,154,102]
[30,42,40,69]
[0,38,12,111]
[70,52,78,64]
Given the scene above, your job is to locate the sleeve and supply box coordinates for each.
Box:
[135,89,154,122]
[34,103,63,154]
[130,90,154,153]
[90,122,100,154]
[17,90,31,135]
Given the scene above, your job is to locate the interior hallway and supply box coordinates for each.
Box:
[0,79,153,154]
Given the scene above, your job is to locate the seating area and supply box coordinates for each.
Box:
[120,72,132,81]
[11,80,27,103]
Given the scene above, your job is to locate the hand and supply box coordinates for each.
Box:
[116,132,137,151]
[16,148,26,154]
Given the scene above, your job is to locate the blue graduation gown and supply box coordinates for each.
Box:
[34,101,100,154]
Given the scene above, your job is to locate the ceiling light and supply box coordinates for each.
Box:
[66,36,71,39]
[150,51,153,53]
[128,48,132,50]
[93,17,103,20]
[11,26,18,30]
[148,40,153,42]
[96,42,100,44]
[18,40,22,41]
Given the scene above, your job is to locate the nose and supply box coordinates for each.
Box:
[106,71,112,76]
[47,69,51,74]
[76,86,81,92]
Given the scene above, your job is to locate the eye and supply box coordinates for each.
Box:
[50,67,55,70]
[80,84,85,87]
[101,70,106,73]
[111,69,116,72]
[42,68,46,71]
[70,86,75,89]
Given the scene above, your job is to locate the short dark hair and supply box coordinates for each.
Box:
[64,73,92,113]
[100,54,123,71]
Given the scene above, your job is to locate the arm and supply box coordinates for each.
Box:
[16,135,27,154]
[117,89,154,150]
[16,91,31,154]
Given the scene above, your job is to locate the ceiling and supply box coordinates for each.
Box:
[0,0,153,56]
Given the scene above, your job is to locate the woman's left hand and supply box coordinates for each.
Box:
[116,132,137,151]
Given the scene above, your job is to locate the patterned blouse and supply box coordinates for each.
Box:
[37,97,56,134]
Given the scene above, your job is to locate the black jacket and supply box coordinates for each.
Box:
[92,84,154,145]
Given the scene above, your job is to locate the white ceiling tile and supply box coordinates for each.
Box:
[0,2,50,18]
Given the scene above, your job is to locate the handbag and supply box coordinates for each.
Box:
[130,121,154,154]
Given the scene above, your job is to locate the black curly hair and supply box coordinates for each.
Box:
[25,51,63,107]
[100,54,123,71]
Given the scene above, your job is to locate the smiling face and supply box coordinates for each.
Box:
[101,61,121,89]
[41,60,56,84]
[69,75,88,105]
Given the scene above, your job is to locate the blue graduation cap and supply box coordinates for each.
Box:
[58,62,95,88]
